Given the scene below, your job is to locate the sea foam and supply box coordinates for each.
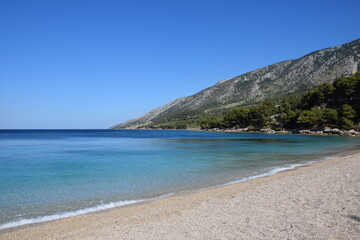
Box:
[0,159,331,231]
[220,160,320,187]
[0,194,173,230]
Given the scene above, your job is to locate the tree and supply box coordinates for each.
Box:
[223,108,249,128]
[340,104,356,120]
[299,82,335,109]
[323,108,338,127]
[334,76,358,101]
[339,117,355,130]
[259,100,277,116]
[248,106,268,128]
[279,99,299,127]
[297,107,324,128]
[338,104,357,130]
[200,117,224,129]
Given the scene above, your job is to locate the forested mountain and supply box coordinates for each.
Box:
[112,38,360,129]
[200,72,360,132]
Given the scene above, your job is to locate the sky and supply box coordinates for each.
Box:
[1,0,359,129]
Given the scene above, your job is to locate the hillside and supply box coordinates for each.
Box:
[111,38,360,129]
[200,72,360,134]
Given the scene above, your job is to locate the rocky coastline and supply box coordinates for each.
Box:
[203,127,360,136]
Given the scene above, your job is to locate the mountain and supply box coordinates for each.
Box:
[111,38,360,129]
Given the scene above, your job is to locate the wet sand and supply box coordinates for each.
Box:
[1,152,359,239]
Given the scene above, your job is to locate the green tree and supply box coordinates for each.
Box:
[339,104,357,120]
[259,100,277,116]
[174,122,187,129]
[223,108,249,128]
[339,117,355,130]
[323,108,338,127]
[279,99,299,127]
[248,106,268,128]
[299,82,335,109]
[334,75,359,101]
[297,107,324,128]
[338,104,357,130]
[200,117,224,129]
[317,82,335,103]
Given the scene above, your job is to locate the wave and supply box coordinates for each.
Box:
[202,157,333,191]
[0,156,335,231]
[0,194,173,230]
[223,160,323,186]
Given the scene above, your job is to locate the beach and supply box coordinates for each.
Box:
[1,152,359,240]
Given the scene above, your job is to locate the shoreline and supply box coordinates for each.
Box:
[113,128,360,137]
[196,128,360,136]
[1,150,360,239]
[0,145,356,233]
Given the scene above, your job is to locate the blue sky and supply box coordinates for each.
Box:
[1,0,359,129]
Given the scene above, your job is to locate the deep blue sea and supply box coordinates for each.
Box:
[1,129,359,229]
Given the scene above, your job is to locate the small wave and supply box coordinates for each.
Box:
[223,161,318,186]
[172,159,326,195]
[0,156,336,231]
[0,193,173,230]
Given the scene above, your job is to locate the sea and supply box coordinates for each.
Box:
[1,129,360,230]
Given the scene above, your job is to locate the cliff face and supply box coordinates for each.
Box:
[112,38,360,129]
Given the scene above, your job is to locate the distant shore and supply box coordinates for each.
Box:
[195,127,360,136]
[1,150,360,239]
[116,127,360,136]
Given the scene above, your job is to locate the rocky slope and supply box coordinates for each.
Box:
[112,38,360,129]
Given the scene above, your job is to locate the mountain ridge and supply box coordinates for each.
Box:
[111,38,360,129]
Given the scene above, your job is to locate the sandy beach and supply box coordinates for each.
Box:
[1,152,359,240]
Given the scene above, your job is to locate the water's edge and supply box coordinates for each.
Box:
[2,147,358,232]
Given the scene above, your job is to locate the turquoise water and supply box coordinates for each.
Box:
[0,129,359,229]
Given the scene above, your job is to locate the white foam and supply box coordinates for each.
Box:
[0,156,333,231]
[0,193,173,230]
[222,161,317,186]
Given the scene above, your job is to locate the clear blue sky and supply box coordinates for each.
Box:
[1,0,359,129]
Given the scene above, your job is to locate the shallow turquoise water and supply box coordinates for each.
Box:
[0,129,359,229]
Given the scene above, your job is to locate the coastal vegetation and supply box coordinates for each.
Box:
[144,72,360,132]
[199,72,360,131]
